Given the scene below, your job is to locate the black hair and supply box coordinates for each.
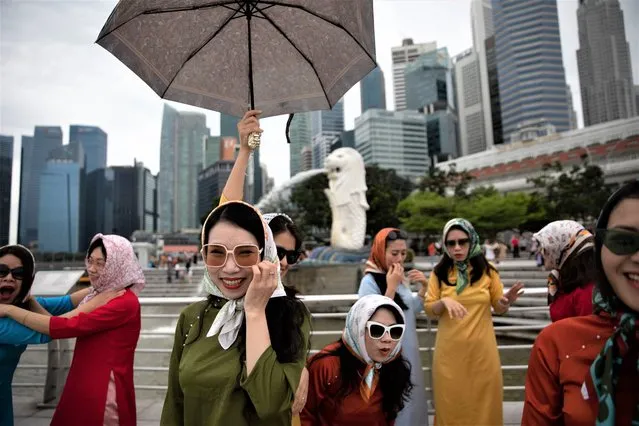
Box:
[557,244,596,294]
[196,203,308,363]
[308,305,413,422]
[594,180,639,312]
[87,238,107,260]
[433,225,497,286]
[268,215,303,252]
[0,245,36,309]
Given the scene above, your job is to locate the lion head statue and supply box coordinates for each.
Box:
[324,147,368,206]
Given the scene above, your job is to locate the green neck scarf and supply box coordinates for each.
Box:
[588,288,638,425]
[442,218,483,294]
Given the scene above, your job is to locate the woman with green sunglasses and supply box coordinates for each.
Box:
[523,180,639,425]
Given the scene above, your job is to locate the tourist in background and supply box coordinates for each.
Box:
[0,244,120,426]
[523,181,639,425]
[533,220,596,322]
[425,218,523,425]
[1,235,145,425]
[301,294,412,425]
[220,109,310,423]
[161,201,310,425]
[357,228,428,425]
[483,238,498,263]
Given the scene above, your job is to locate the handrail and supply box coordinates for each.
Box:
[15,291,550,410]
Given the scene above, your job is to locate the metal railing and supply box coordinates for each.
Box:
[14,288,548,410]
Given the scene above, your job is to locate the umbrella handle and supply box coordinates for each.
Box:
[248,131,261,150]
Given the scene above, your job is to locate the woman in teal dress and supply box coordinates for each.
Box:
[0,244,116,426]
[161,201,311,425]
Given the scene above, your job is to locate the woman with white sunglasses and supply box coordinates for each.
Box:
[301,295,412,425]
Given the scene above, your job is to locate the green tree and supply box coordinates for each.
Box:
[457,192,532,238]
[289,173,331,239]
[419,164,474,197]
[365,165,414,236]
[528,160,615,224]
[397,192,455,235]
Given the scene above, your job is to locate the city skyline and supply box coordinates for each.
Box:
[2,0,639,242]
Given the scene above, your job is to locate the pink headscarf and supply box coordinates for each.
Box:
[80,233,145,305]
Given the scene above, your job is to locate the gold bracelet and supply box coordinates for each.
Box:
[22,311,30,325]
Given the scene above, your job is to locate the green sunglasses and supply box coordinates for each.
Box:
[598,228,639,256]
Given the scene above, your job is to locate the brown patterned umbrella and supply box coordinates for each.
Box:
[96,0,376,121]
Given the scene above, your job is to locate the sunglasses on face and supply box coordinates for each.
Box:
[445,238,470,248]
[387,230,408,241]
[201,244,262,268]
[598,228,639,256]
[366,321,405,341]
[0,264,25,280]
[276,246,300,265]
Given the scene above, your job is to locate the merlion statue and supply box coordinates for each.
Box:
[324,148,369,250]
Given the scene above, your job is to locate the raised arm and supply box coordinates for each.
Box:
[220,110,262,202]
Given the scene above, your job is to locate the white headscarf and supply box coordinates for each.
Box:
[200,201,286,350]
[342,294,405,401]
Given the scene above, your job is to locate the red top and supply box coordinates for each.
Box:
[549,282,594,323]
[523,314,639,425]
[49,290,141,426]
[301,343,393,426]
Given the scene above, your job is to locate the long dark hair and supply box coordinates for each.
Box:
[0,245,36,309]
[557,246,596,294]
[434,226,497,285]
[309,305,413,422]
[269,215,303,252]
[594,180,639,312]
[193,203,308,363]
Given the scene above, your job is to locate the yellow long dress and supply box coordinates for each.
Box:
[425,267,504,426]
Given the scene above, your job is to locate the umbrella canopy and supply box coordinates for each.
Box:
[96,0,376,119]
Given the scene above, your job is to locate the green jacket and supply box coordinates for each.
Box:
[161,299,311,425]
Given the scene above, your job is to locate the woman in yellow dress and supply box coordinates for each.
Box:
[425,218,523,425]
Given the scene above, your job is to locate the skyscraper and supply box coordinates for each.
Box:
[492,0,571,140]
[360,67,387,113]
[204,136,221,168]
[69,125,107,174]
[38,143,84,252]
[85,168,115,240]
[159,104,209,232]
[405,48,459,161]
[455,49,489,156]
[391,39,437,111]
[567,84,578,130]
[311,99,345,138]
[111,163,157,239]
[577,0,637,126]
[288,112,311,177]
[19,126,63,246]
[0,136,13,246]
[355,109,429,182]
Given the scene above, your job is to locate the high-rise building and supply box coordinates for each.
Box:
[197,160,234,220]
[85,168,115,240]
[391,39,437,111]
[19,126,63,246]
[360,67,387,113]
[110,162,157,239]
[288,112,311,177]
[300,146,313,172]
[311,99,345,138]
[455,49,489,156]
[220,137,236,161]
[635,86,639,113]
[69,125,107,174]
[492,0,571,140]
[159,104,209,232]
[405,48,459,161]
[311,134,338,169]
[470,0,497,149]
[577,0,637,126]
[567,84,578,130]
[0,136,13,246]
[204,136,221,168]
[329,130,356,152]
[355,109,429,182]
[485,36,504,145]
[38,143,84,253]
[220,113,240,138]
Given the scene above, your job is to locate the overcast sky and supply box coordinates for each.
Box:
[2,0,638,241]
